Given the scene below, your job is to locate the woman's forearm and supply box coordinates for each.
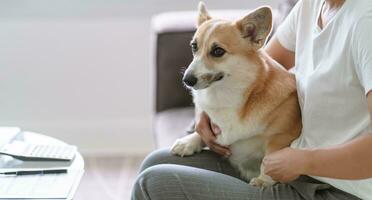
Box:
[302,134,372,179]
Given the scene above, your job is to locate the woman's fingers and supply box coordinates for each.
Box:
[209,142,231,157]
[195,111,230,156]
[210,122,222,135]
[195,115,216,140]
[198,125,229,156]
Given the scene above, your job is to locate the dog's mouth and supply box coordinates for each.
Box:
[191,72,225,90]
[213,72,224,82]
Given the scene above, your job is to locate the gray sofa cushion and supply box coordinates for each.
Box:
[154,107,194,148]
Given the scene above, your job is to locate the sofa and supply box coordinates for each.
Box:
[151,0,298,148]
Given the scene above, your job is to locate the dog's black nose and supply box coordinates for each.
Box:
[183,74,198,87]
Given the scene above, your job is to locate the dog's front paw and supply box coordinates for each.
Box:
[249,177,275,187]
[171,136,202,157]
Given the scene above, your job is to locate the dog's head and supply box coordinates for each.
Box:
[183,2,272,90]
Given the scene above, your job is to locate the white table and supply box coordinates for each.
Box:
[0,131,84,200]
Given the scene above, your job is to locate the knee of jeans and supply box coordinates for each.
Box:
[139,148,172,172]
[132,164,174,200]
[132,166,159,200]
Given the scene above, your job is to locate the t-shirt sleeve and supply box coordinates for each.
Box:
[352,17,372,95]
[275,0,303,52]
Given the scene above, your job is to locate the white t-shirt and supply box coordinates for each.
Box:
[276,0,372,199]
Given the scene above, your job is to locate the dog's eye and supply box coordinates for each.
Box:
[191,42,198,53]
[211,47,225,57]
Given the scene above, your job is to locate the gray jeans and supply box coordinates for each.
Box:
[131,148,360,200]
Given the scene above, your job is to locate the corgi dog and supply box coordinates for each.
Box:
[171,2,302,186]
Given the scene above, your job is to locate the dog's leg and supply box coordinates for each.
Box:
[171,132,203,157]
[249,133,295,187]
[249,164,276,187]
[171,105,204,157]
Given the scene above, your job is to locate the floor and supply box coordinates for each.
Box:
[74,155,145,200]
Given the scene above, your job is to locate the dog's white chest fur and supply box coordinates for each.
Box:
[193,87,267,179]
[194,87,266,145]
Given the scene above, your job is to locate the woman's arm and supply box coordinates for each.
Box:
[264,91,372,182]
[303,91,372,179]
[265,36,296,70]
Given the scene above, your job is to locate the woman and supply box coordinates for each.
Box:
[132,0,372,199]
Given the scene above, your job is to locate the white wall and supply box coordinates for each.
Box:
[0,0,279,155]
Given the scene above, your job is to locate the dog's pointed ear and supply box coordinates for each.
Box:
[197,2,211,27]
[236,7,272,50]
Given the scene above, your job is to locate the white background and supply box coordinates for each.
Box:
[0,0,279,155]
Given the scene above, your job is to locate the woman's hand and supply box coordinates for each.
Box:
[195,112,231,157]
[263,147,309,183]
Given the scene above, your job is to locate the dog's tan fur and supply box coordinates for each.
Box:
[171,2,302,186]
